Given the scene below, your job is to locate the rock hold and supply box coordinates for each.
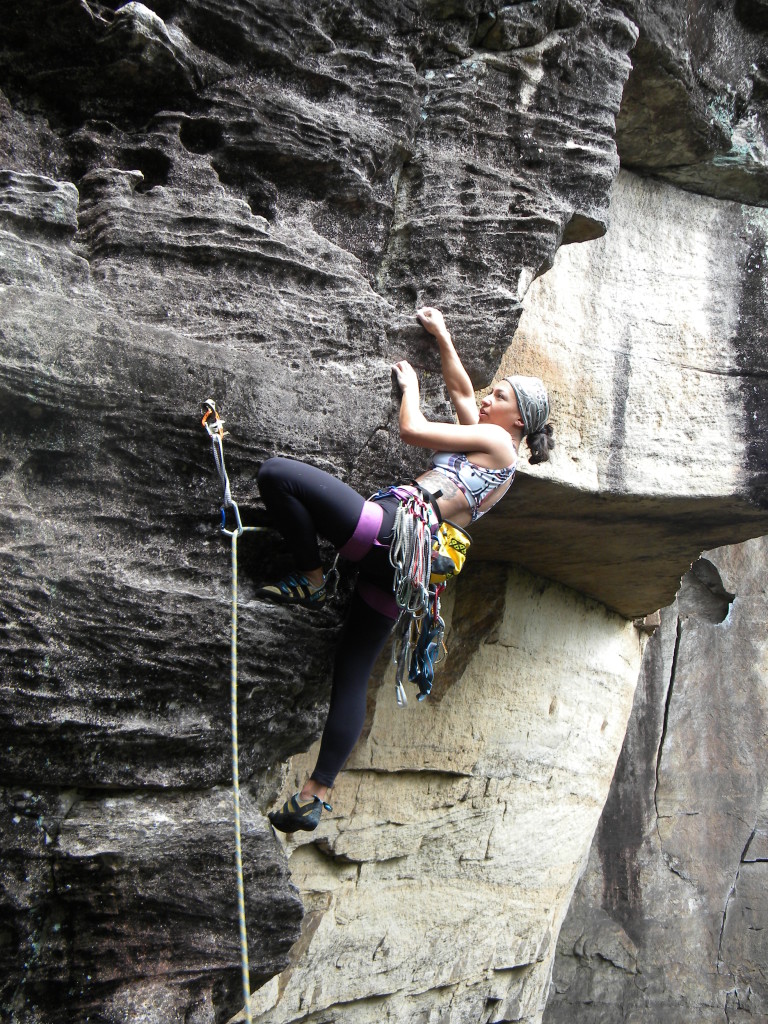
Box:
[0,170,78,236]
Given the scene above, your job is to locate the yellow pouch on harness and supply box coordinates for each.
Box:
[430,520,471,584]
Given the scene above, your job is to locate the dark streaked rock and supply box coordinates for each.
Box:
[0,0,766,1020]
[616,0,768,205]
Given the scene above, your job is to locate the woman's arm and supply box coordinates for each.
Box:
[416,307,479,426]
[392,360,515,467]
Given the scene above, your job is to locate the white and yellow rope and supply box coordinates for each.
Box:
[201,399,266,1024]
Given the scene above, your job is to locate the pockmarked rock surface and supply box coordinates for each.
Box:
[1,0,767,1022]
[543,537,768,1024]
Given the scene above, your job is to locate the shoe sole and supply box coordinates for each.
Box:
[268,815,319,833]
[256,590,326,610]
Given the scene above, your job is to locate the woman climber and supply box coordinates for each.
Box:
[258,307,554,833]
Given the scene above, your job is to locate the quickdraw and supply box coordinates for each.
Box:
[388,491,448,707]
[393,586,446,707]
[201,398,262,1024]
[201,398,247,536]
[409,588,446,700]
[388,493,433,617]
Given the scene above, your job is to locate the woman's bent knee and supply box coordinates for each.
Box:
[257,455,293,492]
[256,455,279,482]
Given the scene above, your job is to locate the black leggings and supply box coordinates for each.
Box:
[257,457,398,787]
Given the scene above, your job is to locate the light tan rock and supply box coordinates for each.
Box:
[543,536,768,1024]
[511,171,745,498]
[474,170,768,617]
[249,565,643,1024]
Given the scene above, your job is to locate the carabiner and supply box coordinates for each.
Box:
[220,499,245,537]
[201,399,227,440]
[394,613,413,708]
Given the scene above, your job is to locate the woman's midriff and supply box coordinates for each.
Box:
[414,469,473,528]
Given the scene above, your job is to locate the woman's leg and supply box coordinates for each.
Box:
[268,589,397,831]
[309,589,397,788]
[262,475,399,828]
[257,457,368,586]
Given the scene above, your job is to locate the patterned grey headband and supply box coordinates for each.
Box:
[503,375,550,435]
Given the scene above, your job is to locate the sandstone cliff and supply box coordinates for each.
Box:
[544,538,768,1024]
[1,2,767,1023]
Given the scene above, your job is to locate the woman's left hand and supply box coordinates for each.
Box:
[416,307,448,340]
[392,360,419,392]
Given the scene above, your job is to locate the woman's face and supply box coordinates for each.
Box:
[479,382,524,432]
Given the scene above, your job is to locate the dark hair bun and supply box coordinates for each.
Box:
[527,422,555,465]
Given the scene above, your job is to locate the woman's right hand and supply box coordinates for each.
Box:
[392,359,419,392]
[416,306,448,340]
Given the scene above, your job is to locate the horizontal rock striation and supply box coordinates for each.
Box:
[0,0,767,1022]
[2,786,302,1023]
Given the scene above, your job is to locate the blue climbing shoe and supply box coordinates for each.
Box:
[269,794,333,834]
[256,573,326,609]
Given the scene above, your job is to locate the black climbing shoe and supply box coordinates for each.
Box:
[256,573,327,609]
[269,794,333,834]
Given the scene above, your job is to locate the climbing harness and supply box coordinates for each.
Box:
[201,398,261,1024]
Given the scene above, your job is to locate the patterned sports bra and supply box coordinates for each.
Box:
[430,451,516,522]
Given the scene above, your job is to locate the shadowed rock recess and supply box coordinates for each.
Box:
[0,2,766,1023]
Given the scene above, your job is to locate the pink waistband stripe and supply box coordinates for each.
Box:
[338,500,384,561]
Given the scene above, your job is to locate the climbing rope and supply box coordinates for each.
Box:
[201,399,263,1024]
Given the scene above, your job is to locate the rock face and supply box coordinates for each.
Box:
[616,0,768,206]
[490,168,768,617]
[543,537,768,1024]
[252,567,643,1024]
[1,1,767,1023]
